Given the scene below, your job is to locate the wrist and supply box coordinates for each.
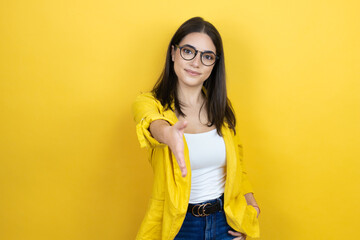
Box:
[161,124,172,145]
[250,205,260,217]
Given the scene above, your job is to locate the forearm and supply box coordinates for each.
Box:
[149,119,171,145]
[244,192,257,206]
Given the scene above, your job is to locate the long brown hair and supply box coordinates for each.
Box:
[152,17,236,136]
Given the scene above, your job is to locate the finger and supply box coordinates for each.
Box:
[228,230,242,236]
[172,130,187,177]
[175,152,187,177]
[178,158,187,177]
[228,230,246,238]
[228,233,246,240]
[181,167,187,177]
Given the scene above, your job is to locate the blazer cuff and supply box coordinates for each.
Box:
[136,113,174,148]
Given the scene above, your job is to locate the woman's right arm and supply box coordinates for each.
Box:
[132,92,188,177]
[149,119,188,177]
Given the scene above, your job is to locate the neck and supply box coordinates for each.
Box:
[176,83,205,107]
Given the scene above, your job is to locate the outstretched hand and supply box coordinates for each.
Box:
[164,120,188,177]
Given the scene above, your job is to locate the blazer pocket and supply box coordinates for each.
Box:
[240,204,260,238]
[137,198,165,238]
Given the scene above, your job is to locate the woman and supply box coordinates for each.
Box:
[132,17,260,240]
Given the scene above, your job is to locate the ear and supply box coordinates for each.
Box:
[171,45,175,62]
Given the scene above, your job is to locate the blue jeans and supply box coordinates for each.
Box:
[174,194,237,240]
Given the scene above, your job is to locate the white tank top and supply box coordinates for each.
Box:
[184,128,226,204]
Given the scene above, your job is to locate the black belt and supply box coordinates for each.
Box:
[187,194,224,217]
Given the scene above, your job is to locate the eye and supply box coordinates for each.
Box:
[182,47,194,55]
[203,53,215,60]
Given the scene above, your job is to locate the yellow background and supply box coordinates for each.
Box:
[1,0,359,239]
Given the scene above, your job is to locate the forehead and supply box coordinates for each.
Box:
[179,32,216,52]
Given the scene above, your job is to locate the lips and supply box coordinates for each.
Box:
[185,69,201,76]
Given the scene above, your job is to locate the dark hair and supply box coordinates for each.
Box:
[152,17,236,136]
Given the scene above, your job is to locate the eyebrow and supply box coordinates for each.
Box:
[182,44,216,54]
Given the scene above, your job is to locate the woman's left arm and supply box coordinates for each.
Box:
[228,194,260,239]
[244,192,260,218]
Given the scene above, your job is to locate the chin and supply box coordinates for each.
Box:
[180,79,206,88]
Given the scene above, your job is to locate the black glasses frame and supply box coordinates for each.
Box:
[175,44,219,66]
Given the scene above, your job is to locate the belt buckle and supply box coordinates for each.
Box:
[192,202,211,217]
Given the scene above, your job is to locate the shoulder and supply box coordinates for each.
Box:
[134,91,160,105]
[134,91,156,101]
[133,91,166,111]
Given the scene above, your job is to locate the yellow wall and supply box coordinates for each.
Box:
[1,1,359,239]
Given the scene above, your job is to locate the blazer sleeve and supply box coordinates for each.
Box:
[131,92,175,149]
[234,129,254,194]
[238,144,254,194]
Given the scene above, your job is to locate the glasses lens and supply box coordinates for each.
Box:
[202,52,216,66]
[180,46,195,60]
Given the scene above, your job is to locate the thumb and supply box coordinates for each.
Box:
[175,120,187,131]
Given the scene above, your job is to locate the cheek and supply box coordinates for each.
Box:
[173,60,181,73]
[203,67,214,79]
[173,57,185,75]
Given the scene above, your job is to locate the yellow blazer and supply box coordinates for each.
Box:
[132,90,260,240]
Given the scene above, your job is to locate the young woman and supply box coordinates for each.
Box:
[132,17,260,240]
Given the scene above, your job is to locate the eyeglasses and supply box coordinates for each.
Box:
[175,44,219,66]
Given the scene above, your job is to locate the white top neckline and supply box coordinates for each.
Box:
[184,128,217,135]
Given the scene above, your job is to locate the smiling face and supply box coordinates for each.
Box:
[171,32,216,89]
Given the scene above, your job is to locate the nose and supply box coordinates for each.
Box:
[190,53,201,67]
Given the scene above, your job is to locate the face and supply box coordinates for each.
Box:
[171,32,216,88]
